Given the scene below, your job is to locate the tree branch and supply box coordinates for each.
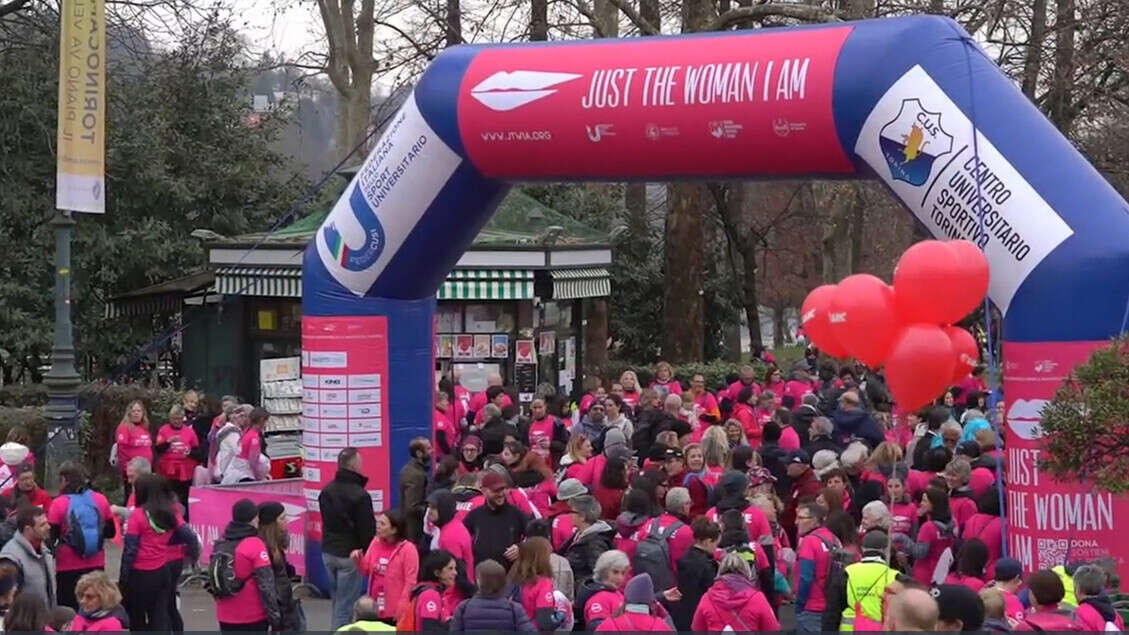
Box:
[0,0,31,18]
[708,4,842,30]
[376,19,434,61]
[604,0,659,35]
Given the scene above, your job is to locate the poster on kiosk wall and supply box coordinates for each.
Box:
[301,316,390,538]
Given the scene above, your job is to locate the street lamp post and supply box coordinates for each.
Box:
[42,210,82,491]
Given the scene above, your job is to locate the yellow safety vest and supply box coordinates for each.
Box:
[335,620,396,632]
[1053,565,1078,607]
[841,558,900,632]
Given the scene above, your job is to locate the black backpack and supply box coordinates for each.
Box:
[632,518,683,592]
[206,539,246,598]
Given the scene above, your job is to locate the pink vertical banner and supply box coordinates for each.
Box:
[302,316,391,541]
[1002,340,1128,580]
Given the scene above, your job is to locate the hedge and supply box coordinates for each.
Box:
[0,384,183,487]
[597,346,808,393]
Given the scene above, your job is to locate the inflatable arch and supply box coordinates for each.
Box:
[301,15,1129,579]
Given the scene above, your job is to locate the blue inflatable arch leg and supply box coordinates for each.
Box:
[301,15,1129,581]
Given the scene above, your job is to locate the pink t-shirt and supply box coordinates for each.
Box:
[888,500,917,536]
[704,505,772,543]
[365,539,397,612]
[779,425,801,452]
[1002,590,1026,626]
[795,526,837,612]
[415,585,449,625]
[526,417,556,463]
[912,521,955,585]
[115,423,152,471]
[215,536,272,624]
[240,428,262,460]
[125,508,181,571]
[48,491,114,571]
[156,424,199,482]
[962,513,1003,578]
[520,577,555,622]
[551,513,576,552]
[584,589,624,626]
[945,573,986,592]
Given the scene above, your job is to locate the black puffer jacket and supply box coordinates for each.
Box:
[450,594,536,632]
[562,521,614,588]
[318,468,375,557]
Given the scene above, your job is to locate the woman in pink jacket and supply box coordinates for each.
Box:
[355,509,419,624]
[691,552,780,631]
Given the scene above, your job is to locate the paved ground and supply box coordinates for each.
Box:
[103,543,333,631]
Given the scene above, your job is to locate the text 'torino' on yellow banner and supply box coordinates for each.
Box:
[56,0,106,214]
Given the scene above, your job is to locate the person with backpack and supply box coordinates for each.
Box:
[211,498,281,633]
[48,462,115,611]
[630,487,693,596]
[673,517,720,630]
[450,559,536,633]
[0,505,55,608]
[399,549,457,631]
[691,551,779,631]
[794,502,839,633]
[911,486,957,586]
[593,573,673,632]
[119,474,199,631]
[1072,564,1125,632]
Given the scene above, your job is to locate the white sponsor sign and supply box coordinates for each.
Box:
[317,93,462,296]
[855,65,1073,313]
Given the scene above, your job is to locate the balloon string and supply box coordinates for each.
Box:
[950,25,1008,558]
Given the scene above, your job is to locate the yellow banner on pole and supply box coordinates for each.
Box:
[55,0,106,214]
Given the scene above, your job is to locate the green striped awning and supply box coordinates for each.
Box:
[550,267,611,300]
[214,266,301,297]
[437,270,534,300]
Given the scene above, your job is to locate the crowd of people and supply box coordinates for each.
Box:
[0,354,1124,633]
[331,355,1125,632]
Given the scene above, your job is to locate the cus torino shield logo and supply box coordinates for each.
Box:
[879,98,954,187]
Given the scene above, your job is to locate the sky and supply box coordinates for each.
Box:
[235,0,322,59]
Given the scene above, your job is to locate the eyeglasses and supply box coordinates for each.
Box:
[796,515,814,521]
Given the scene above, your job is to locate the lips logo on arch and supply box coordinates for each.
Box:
[470,70,582,111]
[1007,398,1048,441]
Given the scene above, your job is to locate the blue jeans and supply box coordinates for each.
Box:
[796,609,823,633]
[323,552,365,630]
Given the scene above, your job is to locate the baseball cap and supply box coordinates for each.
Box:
[994,557,1023,582]
[664,447,684,461]
[481,471,507,491]
[749,467,777,486]
[932,584,985,631]
[786,449,810,465]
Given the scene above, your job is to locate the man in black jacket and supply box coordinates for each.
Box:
[463,471,527,571]
[318,447,375,630]
[398,437,432,543]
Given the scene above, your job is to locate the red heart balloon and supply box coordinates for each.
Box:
[944,326,979,383]
[886,324,957,411]
[829,274,900,367]
[945,240,990,318]
[800,285,849,358]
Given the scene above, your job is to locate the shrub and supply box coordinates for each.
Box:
[1039,337,1129,493]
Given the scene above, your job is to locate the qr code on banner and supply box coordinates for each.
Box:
[1038,539,1069,568]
